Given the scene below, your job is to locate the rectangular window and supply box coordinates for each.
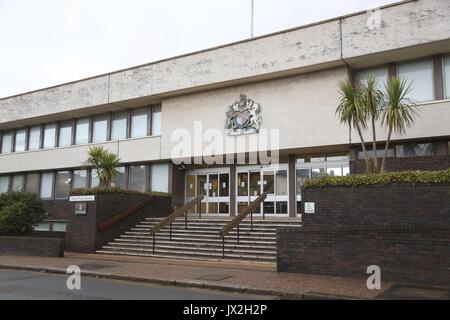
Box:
[263,171,274,194]
[396,142,438,158]
[131,108,148,138]
[55,171,71,198]
[356,67,389,92]
[92,114,108,143]
[219,173,229,197]
[58,121,73,147]
[151,163,169,193]
[40,173,53,199]
[72,170,87,189]
[28,126,41,150]
[358,148,395,159]
[1,131,13,153]
[14,129,26,152]
[398,59,434,102]
[151,105,162,136]
[129,165,146,192]
[296,169,310,196]
[113,166,126,189]
[237,172,248,197]
[12,175,24,192]
[43,124,56,149]
[111,112,127,140]
[445,56,450,99]
[52,222,67,232]
[90,169,100,188]
[25,173,40,194]
[75,118,90,145]
[0,176,9,193]
[276,170,288,196]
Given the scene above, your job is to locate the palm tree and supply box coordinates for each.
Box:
[336,80,371,171]
[380,77,418,172]
[86,146,121,187]
[361,75,384,172]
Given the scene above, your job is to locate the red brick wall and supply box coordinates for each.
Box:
[0,236,64,257]
[277,184,450,286]
[42,194,171,253]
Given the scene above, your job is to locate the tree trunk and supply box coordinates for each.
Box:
[371,117,378,172]
[355,124,370,172]
[381,129,392,172]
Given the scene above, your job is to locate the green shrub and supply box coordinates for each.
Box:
[0,192,47,236]
[304,168,450,188]
[70,187,171,198]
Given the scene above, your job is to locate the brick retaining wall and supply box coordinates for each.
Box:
[277,184,450,286]
[0,236,64,257]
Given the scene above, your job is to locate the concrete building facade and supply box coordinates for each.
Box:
[1,0,450,225]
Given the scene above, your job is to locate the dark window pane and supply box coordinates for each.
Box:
[55,171,71,198]
[237,173,248,196]
[25,173,39,194]
[219,174,229,197]
[276,201,288,214]
[113,166,126,189]
[396,143,438,158]
[249,172,260,196]
[263,171,274,194]
[219,202,229,214]
[263,201,274,214]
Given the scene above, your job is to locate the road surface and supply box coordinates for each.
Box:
[0,269,273,300]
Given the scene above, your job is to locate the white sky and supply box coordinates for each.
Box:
[0,0,397,98]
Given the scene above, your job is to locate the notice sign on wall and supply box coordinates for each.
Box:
[69,195,95,202]
[304,202,315,214]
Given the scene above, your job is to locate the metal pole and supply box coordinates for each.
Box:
[153,233,155,254]
[222,237,225,259]
[185,211,188,230]
[237,224,240,245]
[170,221,172,240]
[250,0,254,38]
[251,211,253,231]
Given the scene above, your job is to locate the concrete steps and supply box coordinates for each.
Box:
[97,217,301,263]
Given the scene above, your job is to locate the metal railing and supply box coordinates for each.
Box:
[219,191,268,258]
[98,196,155,232]
[150,194,204,254]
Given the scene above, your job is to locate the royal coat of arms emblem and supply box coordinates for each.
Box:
[225,94,262,136]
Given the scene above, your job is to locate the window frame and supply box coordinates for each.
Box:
[396,57,435,103]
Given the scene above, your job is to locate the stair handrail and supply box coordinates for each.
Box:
[150,194,204,253]
[219,191,268,258]
[98,196,155,232]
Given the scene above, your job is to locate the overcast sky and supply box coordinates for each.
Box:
[0,0,398,98]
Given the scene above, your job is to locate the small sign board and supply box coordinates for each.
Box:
[74,202,87,216]
[304,202,315,214]
[70,195,95,202]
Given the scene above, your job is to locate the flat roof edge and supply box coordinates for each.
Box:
[0,0,416,101]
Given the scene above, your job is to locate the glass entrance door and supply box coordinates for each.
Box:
[185,169,230,216]
[236,165,289,216]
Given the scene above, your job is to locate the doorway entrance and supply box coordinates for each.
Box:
[185,168,230,216]
[236,165,289,216]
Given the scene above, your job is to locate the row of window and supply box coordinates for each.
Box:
[356,55,450,102]
[0,105,161,154]
[356,142,449,160]
[0,163,170,199]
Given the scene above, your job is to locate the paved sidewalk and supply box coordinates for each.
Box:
[0,253,392,299]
